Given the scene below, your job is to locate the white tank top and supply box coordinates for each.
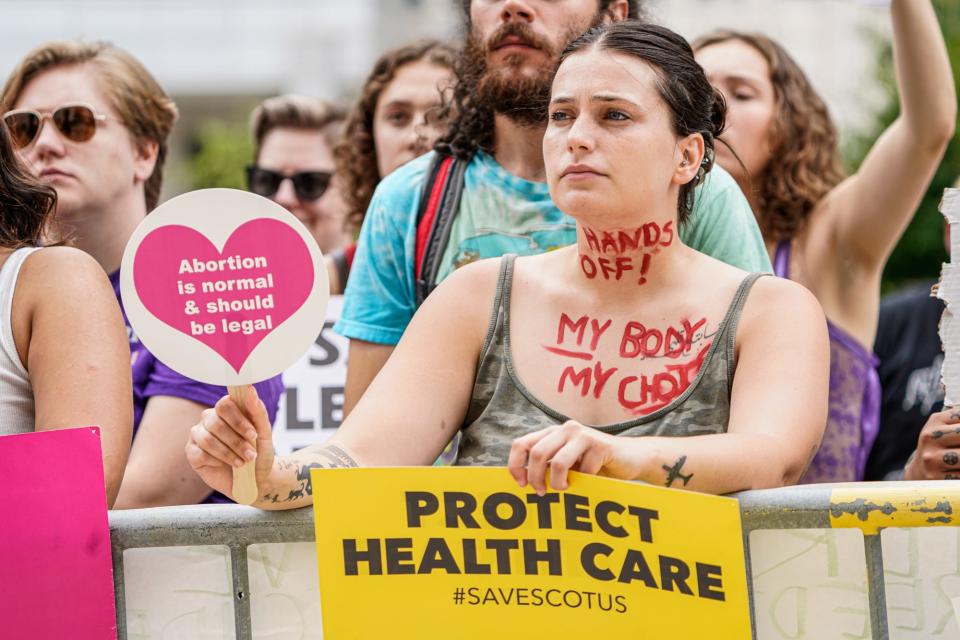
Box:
[0,247,39,435]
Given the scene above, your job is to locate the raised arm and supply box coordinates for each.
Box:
[17,248,133,507]
[186,260,499,509]
[830,0,956,267]
[509,278,830,495]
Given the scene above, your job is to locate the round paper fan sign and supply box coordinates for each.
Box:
[120,188,329,386]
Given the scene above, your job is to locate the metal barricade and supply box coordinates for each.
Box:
[738,482,960,639]
[108,481,960,640]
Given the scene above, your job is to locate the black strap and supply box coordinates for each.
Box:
[329,247,349,295]
[414,153,468,307]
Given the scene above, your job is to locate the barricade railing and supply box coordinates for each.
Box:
[108,481,960,640]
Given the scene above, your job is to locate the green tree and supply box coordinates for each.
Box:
[185,120,254,191]
[847,0,960,292]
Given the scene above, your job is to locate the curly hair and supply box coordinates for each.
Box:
[0,121,57,249]
[693,30,847,242]
[334,40,458,231]
[438,1,644,161]
[1,40,178,213]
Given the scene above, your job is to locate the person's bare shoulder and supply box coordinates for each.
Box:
[18,246,117,313]
[737,274,827,345]
[20,245,107,280]
[415,256,505,335]
[432,257,505,302]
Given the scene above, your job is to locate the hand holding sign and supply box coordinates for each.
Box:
[121,189,327,504]
[193,385,279,500]
[311,468,752,639]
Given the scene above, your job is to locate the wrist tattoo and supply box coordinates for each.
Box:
[662,455,693,488]
[321,445,359,469]
[262,446,359,504]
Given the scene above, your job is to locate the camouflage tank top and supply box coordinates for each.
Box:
[456,255,766,467]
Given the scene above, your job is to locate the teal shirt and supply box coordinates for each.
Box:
[335,150,770,346]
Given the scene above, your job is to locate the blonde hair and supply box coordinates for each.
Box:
[250,95,346,161]
[1,40,178,212]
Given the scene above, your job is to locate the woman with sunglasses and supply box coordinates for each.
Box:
[0,118,132,507]
[1,40,284,509]
[247,95,350,258]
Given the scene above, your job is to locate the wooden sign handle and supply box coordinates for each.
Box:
[228,384,259,505]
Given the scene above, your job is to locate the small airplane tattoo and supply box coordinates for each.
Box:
[662,455,693,487]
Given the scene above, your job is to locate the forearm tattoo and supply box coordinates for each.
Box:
[261,445,358,504]
[662,455,693,488]
[320,445,359,469]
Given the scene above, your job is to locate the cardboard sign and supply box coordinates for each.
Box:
[311,467,751,638]
[273,296,347,455]
[119,188,328,386]
[0,427,116,639]
[938,188,960,404]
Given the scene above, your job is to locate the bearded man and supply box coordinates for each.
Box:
[336,0,771,412]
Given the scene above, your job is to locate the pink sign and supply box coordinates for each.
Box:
[0,427,116,639]
[133,219,314,372]
[119,189,328,387]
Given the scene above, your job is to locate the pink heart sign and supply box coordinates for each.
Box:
[133,218,314,373]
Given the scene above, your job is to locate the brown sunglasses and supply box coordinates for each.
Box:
[2,104,111,149]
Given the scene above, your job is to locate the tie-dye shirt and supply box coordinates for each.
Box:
[335,150,770,346]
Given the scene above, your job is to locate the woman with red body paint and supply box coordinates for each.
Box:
[187,22,829,506]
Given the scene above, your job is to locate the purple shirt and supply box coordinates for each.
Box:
[772,242,880,482]
[110,271,283,503]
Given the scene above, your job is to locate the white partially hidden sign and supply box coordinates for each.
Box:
[938,188,960,404]
[120,188,328,502]
[273,295,347,455]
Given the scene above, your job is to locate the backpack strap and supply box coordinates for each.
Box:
[328,242,358,294]
[414,153,467,307]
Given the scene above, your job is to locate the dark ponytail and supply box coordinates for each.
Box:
[0,122,56,249]
[560,21,725,224]
[708,88,727,140]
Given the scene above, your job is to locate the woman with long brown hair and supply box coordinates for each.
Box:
[186,22,829,506]
[694,0,956,482]
[327,40,457,294]
[0,120,131,506]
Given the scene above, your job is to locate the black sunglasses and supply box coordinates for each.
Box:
[246,166,333,201]
[2,104,110,149]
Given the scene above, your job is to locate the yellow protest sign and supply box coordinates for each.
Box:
[311,467,751,638]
